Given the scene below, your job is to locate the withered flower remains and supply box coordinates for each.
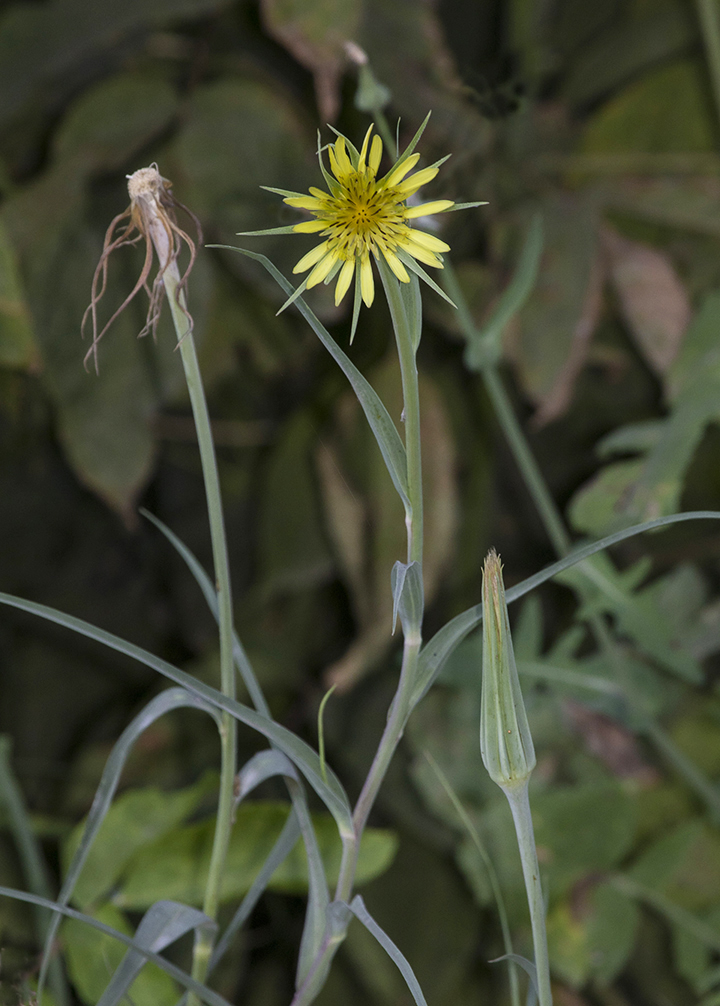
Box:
[82,165,201,372]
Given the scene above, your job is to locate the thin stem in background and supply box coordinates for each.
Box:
[443,260,720,821]
[160,259,237,999]
[698,0,720,129]
[424,751,521,1006]
[0,738,70,1006]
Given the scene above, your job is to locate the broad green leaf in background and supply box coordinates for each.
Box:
[260,0,363,122]
[582,59,717,156]
[62,773,218,910]
[96,900,214,1006]
[318,354,457,689]
[0,0,232,130]
[258,410,334,597]
[561,0,697,108]
[357,0,491,166]
[570,291,720,532]
[514,192,601,420]
[0,214,37,370]
[172,78,315,283]
[601,224,690,377]
[217,246,410,507]
[531,782,637,898]
[114,800,398,909]
[52,71,178,173]
[629,819,720,913]
[1,886,232,1006]
[546,882,639,989]
[62,902,179,1006]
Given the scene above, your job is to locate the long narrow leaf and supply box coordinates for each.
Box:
[209,809,301,971]
[0,886,232,1006]
[348,894,428,1006]
[97,900,215,1006]
[0,738,70,1006]
[412,510,720,706]
[209,245,410,507]
[40,688,221,999]
[0,591,354,838]
[231,751,330,986]
[140,509,270,718]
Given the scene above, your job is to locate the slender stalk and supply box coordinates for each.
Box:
[425,751,521,1006]
[0,739,69,1006]
[379,264,424,566]
[698,0,720,128]
[334,269,425,894]
[481,368,571,556]
[159,258,237,996]
[504,783,553,1006]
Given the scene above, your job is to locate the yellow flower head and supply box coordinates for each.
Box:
[244,114,482,338]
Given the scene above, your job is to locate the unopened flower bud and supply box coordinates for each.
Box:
[480,550,536,791]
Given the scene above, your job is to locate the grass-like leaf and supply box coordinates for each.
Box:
[97,900,215,1006]
[0,590,354,839]
[412,510,720,707]
[208,245,410,508]
[0,886,231,1006]
[40,688,221,1000]
[348,894,428,1006]
[140,508,270,718]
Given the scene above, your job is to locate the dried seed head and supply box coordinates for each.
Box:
[479,550,536,791]
[81,164,202,374]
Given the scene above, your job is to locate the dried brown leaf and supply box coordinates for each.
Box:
[602,224,689,376]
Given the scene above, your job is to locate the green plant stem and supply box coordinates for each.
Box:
[698,0,720,129]
[504,782,553,1006]
[481,367,571,556]
[424,751,521,1006]
[335,270,425,894]
[0,738,69,1006]
[161,261,237,998]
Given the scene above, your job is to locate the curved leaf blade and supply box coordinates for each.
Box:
[97,900,215,1006]
[0,591,353,838]
[140,508,270,718]
[0,886,231,1006]
[209,245,409,507]
[412,510,720,706]
[40,687,220,999]
[348,894,428,1006]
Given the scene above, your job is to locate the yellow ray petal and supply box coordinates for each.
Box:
[369,134,383,175]
[382,248,410,282]
[334,259,355,305]
[333,137,353,178]
[406,229,451,253]
[307,248,340,287]
[293,241,329,274]
[399,236,443,268]
[358,124,374,171]
[403,199,454,219]
[293,219,330,233]
[383,153,420,188]
[395,166,438,196]
[285,195,324,210]
[360,255,375,307]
